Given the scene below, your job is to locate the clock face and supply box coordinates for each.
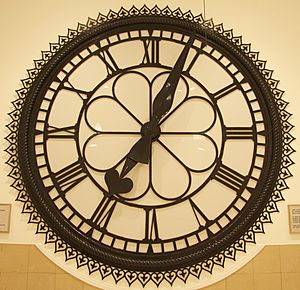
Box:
[8,6,293,285]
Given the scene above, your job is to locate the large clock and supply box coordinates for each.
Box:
[6,5,294,287]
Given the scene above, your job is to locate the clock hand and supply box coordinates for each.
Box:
[120,109,163,176]
[119,36,195,178]
[105,36,195,194]
[151,35,194,123]
[120,134,152,177]
[104,134,152,195]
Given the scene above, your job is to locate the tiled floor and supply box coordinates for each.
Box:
[0,244,299,289]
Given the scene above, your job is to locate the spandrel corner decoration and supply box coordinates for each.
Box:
[6,5,294,288]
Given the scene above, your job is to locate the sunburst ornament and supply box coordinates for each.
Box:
[6,5,294,288]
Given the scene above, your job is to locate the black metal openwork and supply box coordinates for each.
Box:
[6,5,294,287]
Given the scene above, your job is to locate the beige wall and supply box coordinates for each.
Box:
[0,244,300,290]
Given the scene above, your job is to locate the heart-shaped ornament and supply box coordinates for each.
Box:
[105,169,133,194]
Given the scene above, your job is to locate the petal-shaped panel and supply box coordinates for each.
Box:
[113,72,150,124]
[83,134,138,171]
[159,135,217,172]
[85,96,141,133]
[160,97,216,133]
[151,142,190,200]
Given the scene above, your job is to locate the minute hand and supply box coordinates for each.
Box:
[152,36,194,123]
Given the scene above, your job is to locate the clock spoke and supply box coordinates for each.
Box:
[211,79,246,101]
[185,42,206,75]
[160,131,207,135]
[61,80,91,101]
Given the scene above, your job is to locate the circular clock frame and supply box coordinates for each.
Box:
[6,5,294,287]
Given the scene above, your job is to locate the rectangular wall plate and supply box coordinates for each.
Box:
[288,205,300,234]
[0,204,11,233]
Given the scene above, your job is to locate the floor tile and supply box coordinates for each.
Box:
[253,245,281,273]
[55,265,66,274]
[236,259,253,274]
[226,273,254,290]
[201,279,226,290]
[56,273,83,290]
[253,273,281,290]
[280,244,300,273]
[0,272,28,290]
[28,245,55,273]
[27,273,55,290]
[83,283,104,290]
[281,272,300,290]
[0,244,29,273]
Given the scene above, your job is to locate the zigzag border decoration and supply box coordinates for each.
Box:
[5,5,294,288]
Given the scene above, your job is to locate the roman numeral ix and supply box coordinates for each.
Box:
[44,125,77,139]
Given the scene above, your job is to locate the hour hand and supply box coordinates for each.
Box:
[104,135,152,195]
[120,135,152,178]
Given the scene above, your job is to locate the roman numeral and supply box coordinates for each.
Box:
[212,79,246,100]
[225,126,255,140]
[189,199,213,231]
[142,38,160,64]
[87,195,116,233]
[45,125,77,139]
[189,199,214,238]
[97,48,119,75]
[144,208,160,243]
[214,163,246,192]
[52,160,87,195]
[61,82,90,101]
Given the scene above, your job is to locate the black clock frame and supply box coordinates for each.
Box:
[6,5,294,287]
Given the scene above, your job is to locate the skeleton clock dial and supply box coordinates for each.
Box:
[7,6,293,287]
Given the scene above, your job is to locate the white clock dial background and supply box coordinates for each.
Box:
[0,1,299,290]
